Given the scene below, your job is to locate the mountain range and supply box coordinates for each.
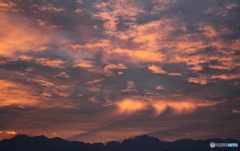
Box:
[0,134,239,151]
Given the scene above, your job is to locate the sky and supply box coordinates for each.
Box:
[0,0,240,143]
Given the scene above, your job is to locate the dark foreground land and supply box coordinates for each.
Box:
[0,134,239,151]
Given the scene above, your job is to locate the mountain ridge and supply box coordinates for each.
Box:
[0,134,239,151]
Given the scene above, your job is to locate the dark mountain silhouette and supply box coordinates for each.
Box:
[0,134,239,151]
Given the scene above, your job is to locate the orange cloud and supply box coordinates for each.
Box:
[0,80,38,107]
[188,65,204,71]
[88,87,101,92]
[115,99,147,114]
[105,63,127,70]
[7,131,17,135]
[232,109,240,113]
[74,9,83,13]
[167,102,196,114]
[92,0,144,33]
[38,3,64,12]
[152,102,167,116]
[197,23,219,38]
[0,1,18,12]
[27,76,55,87]
[115,97,200,116]
[0,13,52,57]
[126,81,135,89]
[148,65,167,74]
[115,95,221,116]
[103,63,128,76]
[18,55,34,61]
[0,60,7,64]
[26,76,75,99]
[41,92,52,97]
[152,101,196,116]
[121,89,138,93]
[18,55,67,68]
[121,81,138,93]
[68,41,110,49]
[150,0,177,14]
[187,76,208,85]
[74,60,95,68]
[156,85,164,89]
[36,58,67,68]
[226,3,239,9]
[208,65,232,70]
[88,96,101,103]
[110,49,165,62]
[197,100,221,106]
[55,72,70,78]
[85,78,104,84]
[168,73,182,76]
[211,74,240,80]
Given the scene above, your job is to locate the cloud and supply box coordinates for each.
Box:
[232,109,240,113]
[197,100,221,106]
[168,73,182,76]
[36,58,68,68]
[55,72,70,78]
[88,87,101,92]
[88,96,101,103]
[103,63,128,76]
[166,101,196,115]
[85,78,104,85]
[121,81,138,93]
[115,99,147,114]
[156,85,164,89]
[187,77,208,85]
[109,49,165,63]
[26,75,75,99]
[6,131,17,135]
[148,65,167,74]
[38,3,64,12]
[0,0,240,143]
[17,55,68,68]
[114,96,212,116]
[152,101,197,116]
[211,74,240,80]
[18,55,35,61]
[152,102,167,116]
[74,60,95,68]
[0,1,19,12]
[0,80,38,107]
[0,13,52,57]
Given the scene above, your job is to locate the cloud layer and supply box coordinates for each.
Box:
[0,0,240,143]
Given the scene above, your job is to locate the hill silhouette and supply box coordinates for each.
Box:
[0,134,239,151]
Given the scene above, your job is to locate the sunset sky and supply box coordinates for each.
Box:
[0,0,240,143]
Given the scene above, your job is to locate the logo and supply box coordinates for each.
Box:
[210,142,238,148]
[210,142,215,148]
